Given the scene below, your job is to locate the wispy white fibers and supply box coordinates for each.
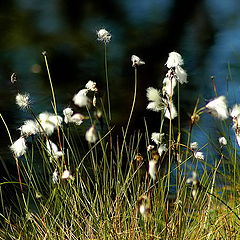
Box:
[85,125,98,143]
[46,140,63,160]
[165,52,187,84]
[205,96,229,120]
[16,93,30,110]
[151,132,164,145]
[219,137,227,146]
[166,51,184,68]
[146,87,164,112]
[149,160,157,181]
[73,90,91,108]
[63,107,73,124]
[163,100,177,120]
[10,137,27,157]
[38,112,62,136]
[85,80,98,92]
[19,120,39,137]
[230,104,240,146]
[97,29,111,43]
[131,55,145,67]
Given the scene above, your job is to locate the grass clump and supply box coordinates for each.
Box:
[0,29,239,240]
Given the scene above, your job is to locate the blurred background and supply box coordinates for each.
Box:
[0,0,240,168]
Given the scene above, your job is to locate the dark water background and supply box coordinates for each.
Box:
[0,0,240,175]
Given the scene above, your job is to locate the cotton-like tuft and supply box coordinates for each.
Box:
[205,96,229,120]
[97,29,111,43]
[19,120,39,136]
[166,51,184,68]
[10,137,27,157]
[16,93,30,109]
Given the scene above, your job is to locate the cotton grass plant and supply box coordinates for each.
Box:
[0,29,239,240]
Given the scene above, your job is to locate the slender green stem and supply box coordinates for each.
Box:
[104,44,111,123]
[42,52,57,114]
[125,67,137,136]
[0,113,23,191]
[120,67,138,160]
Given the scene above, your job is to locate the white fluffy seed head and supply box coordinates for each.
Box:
[85,125,98,143]
[63,107,74,124]
[146,87,164,112]
[162,76,177,97]
[151,132,164,145]
[205,96,229,120]
[62,170,71,179]
[46,140,63,160]
[19,120,39,136]
[97,29,111,43]
[73,90,91,108]
[158,144,167,157]
[149,160,157,181]
[164,101,177,120]
[194,151,204,160]
[16,93,30,109]
[10,137,27,157]
[219,137,227,146]
[38,112,62,136]
[190,142,198,150]
[52,169,58,184]
[230,104,240,118]
[131,55,145,67]
[85,81,98,92]
[175,65,187,84]
[166,51,184,68]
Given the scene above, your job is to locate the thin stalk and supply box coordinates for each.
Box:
[104,44,111,123]
[42,52,57,114]
[42,52,62,152]
[120,67,138,160]
[0,113,23,191]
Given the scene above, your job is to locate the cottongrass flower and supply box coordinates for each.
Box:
[63,107,73,124]
[131,55,145,67]
[85,125,98,143]
[38,112,62,136]
[175,65,187,84]
[194,151,204,160]
[19,120,39,137]
[69,113,85,125]
[61,169,72,180]
[10,137,27,157]
[97,28,111,43]
[162,76,177,97]
[149,159,157,181]
[163,100,178,120]
[230,104,240,118]
[190,142,199,150]
[52,169,58,184]
[219,137,227,146]
[151,132,164,145]
[158,144,167,157]
[186,171,198,185]
[146,87,164,112]
[186,171,199,200]
[166,51,184,68]
[147,145,155,151]
[73,90,91,108]
[16,93,30,109]
[138,195,150,217]
[46,140,63,160]
[85,80,98,92]
[205,96,229,120]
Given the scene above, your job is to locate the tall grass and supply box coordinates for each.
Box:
[0,30,239,240]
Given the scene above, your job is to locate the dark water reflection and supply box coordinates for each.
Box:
[0,0,240,173]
